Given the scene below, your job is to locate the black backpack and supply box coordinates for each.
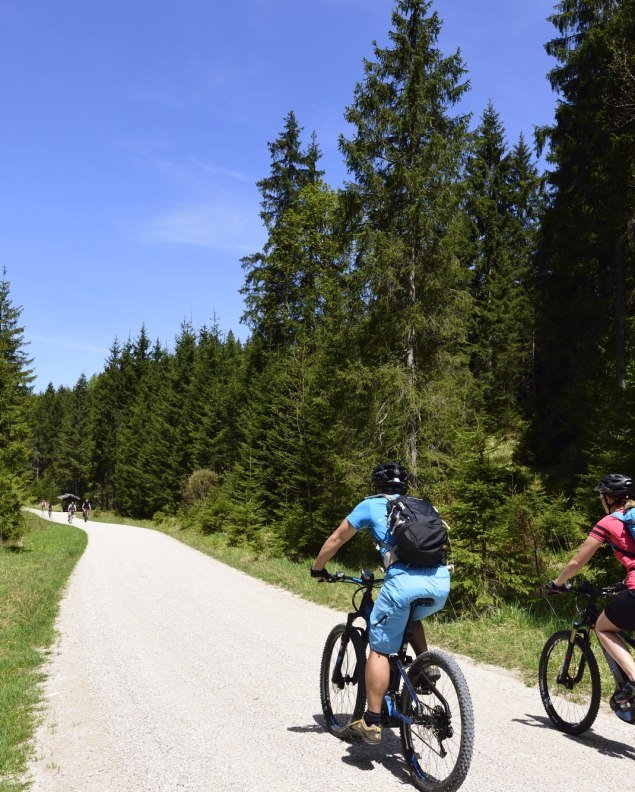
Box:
[380,495,448,567]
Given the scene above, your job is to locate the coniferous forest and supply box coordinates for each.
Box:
[4,0,635,609]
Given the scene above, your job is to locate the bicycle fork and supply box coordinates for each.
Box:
[557,628,588,688]
[332,622,363,690]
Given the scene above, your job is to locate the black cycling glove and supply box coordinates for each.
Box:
[546,580,570,595]
[310,566,332,581]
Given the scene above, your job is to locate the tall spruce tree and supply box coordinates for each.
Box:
[339,0,473,481]
[31,381,62,492]
[0,268,33,543]
[191,326,245,474]
[505,134,544,410]
[464,106,542,424]
[89,339,125,509]
[464,102,511,416]
[241,112,325,349]
[54,373,92,497]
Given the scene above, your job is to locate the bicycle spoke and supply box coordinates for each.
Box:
[320,624,366,734]
[538,630,600,735]
[401,650,474,792]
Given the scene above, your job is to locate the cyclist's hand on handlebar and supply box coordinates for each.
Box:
[546,580,571,595]
[310,566,333,582]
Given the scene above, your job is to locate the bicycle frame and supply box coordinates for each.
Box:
[329,571,443,728]
[557,584,635,702]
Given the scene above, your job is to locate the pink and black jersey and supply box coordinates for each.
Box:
[589,511,635,588]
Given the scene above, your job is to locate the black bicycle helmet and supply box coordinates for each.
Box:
[371,462,408,490]
[596,473,633,499]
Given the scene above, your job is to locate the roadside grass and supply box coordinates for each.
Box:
[0,513,86,790]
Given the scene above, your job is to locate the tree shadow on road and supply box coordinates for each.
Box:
[512,712,635,760]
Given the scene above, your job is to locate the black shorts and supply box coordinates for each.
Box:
[604,588,635,631]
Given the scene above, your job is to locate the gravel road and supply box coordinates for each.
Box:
[25,512,633,791]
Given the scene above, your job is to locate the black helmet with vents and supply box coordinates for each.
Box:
[596,473,633,499]
[371,462,408,491]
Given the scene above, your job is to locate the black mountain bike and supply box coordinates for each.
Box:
[539,581,635,734]
[319,569,474,792]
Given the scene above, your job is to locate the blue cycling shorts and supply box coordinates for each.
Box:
[369,565,450,654]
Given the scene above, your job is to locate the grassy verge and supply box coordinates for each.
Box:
[0,513,87,789]
[92,510,587,688]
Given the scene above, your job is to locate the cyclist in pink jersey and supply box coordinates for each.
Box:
[551,473,635,704]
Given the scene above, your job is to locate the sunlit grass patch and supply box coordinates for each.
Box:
[0,513,86,788]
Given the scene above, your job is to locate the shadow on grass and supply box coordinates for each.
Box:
[2,545,31,554]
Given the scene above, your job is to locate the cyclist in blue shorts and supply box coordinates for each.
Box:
[311,462,450,744]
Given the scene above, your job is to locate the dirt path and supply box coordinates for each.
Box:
[25,512,634,791]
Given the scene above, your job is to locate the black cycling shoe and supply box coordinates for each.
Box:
[614,680,635,705]
[415,666,441,695]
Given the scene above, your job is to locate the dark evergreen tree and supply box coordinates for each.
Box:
[505,134,544,410]
[89,339,125,509]
[55,373,92,497]
[464,106,543,424]
[191,325,245,474]
[113,326,159,515]
[0,268,34,543]
[241,112,326,349]
[31,381,62,493]
[528,0,635,481]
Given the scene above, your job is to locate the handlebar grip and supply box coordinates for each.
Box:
[545,581,571,595]
[601,581,627,596]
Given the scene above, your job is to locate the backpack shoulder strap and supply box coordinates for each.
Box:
[609,541,635,559]
[374,494,397,549]
[612,508,635,524]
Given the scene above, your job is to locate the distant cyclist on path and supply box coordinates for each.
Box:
[82,499,92,522]
[310,462,450,744]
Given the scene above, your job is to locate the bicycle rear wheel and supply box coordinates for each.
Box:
[538,630,600,735]
[320,623,366,737]
[400,649,474,792]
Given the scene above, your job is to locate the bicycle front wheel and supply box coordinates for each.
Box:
[320,623,366,737]
[400,649,474,792]
[538,630,600,735]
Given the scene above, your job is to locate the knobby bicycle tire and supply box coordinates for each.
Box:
[400,649,474,792]
[320,623,366,737]
[538,630,601,735]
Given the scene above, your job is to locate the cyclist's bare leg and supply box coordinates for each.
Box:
[407,620,428,654]
[595,611,635,681]
[365,650,391,713]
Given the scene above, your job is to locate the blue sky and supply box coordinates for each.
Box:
[2,0,558,392]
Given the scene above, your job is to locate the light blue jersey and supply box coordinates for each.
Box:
[346,494,450,653]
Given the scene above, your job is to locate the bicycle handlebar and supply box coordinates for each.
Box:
[323,570,384,586]
[546,580,626,598]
